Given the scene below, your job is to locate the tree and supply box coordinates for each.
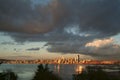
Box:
[0,69,18,80]
[32,64,62,80]
[73,66,120,80]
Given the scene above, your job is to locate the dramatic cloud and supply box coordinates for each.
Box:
[0,0,59,33]
[45,37,120,60]
[85,38,120,56]
[47,41,86,53]
[85,38,113,48]
[0,0,120,58]
[0,0,120,35]
[26,48,40,51]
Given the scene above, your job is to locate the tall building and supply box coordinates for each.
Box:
[78,55,80,62]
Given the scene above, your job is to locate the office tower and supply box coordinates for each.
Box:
[78,55,80,62]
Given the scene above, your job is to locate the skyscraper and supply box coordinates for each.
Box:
[78,55,80,62]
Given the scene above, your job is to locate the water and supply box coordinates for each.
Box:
[0,64,119,80]
[0,64,37,80]
[0,64,84,80]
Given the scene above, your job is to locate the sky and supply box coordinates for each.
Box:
[0,0,120,60]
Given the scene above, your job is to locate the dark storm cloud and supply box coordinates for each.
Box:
[47,42,84,53]
[0,0,120,35]
[47,39,120,56]
[6,30,95,42]
[1,0,120,57]
[26,47,40,51]
[85,45,120,60]
[0,0,63,33]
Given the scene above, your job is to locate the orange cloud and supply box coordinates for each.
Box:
[85,38,114,48]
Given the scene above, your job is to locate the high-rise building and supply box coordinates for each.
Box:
[78,55,80,62]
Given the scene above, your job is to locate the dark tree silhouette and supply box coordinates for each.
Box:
[32,64,62,80]
[73,66,120,80]
[0,69,18,80]
[0,62,2,65]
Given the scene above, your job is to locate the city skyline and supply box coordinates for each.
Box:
[0,0,120,60]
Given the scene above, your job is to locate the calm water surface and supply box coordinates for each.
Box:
[0,64,119,80]
[0,64,84,80]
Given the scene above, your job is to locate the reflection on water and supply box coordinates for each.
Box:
[53,64,85,80]
[0,64,119,80]
[54,65,60,73]
[75,65,84,74]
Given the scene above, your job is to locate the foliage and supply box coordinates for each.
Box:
[73,66,120,80]
[32,64,62,80]
[0,69,18,80]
